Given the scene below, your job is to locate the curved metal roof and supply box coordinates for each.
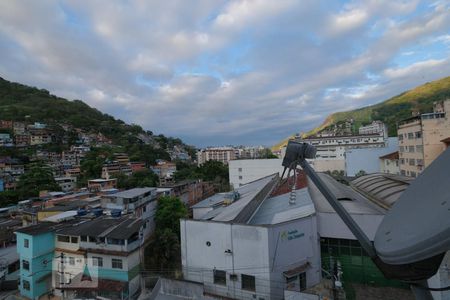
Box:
[350,173,413,209]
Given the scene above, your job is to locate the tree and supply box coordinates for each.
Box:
[17,162,61,199]
[146,196,188,271]
[116,169,159,189]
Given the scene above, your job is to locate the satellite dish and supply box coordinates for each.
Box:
[374,147,450,265]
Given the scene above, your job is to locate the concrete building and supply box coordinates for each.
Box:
[151,160,177,185]
[181,174,322,300]
[358,121,388,138]
[102,188,158,238]
[345,137,398,176]
[15,217,145,300]
[197,147,236,166]
[53,217,143,299]
[301,133,387,173]
[398,99,450,178]
[229,159,284,188]
[54,177,77,192]
[379,152,400,175]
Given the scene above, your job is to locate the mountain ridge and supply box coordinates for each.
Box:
[272,76,450,151]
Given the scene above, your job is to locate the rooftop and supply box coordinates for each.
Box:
[350,173,412,209]
[308,173,385,215]
[379,151,399,160]
[108,187,155,199]
[249,187,315,225]
[204,174,278,223]
[56,216,143,240]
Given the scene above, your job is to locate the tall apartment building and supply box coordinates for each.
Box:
[398,100,450,178]
[197,147,236,166]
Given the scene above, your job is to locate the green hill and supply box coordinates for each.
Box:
[0,76,195,160]
[273,76,450,151]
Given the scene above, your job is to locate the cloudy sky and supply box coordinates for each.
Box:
[0,1,449,146]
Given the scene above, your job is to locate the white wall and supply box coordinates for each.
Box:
[180,217,321,300]
[345,137,398,176]
[229,159,283,188]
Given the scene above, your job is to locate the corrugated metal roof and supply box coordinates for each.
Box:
[249,188,314,225]
[350,173,412,209]
[208,174,278,222]
[109,187,155,199]
[309,173,385,215]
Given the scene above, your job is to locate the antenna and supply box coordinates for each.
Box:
[283,140,450,299]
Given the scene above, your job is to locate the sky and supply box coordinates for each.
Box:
[0,1,449,147]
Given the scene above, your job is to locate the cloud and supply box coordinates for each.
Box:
[0,0,449,146]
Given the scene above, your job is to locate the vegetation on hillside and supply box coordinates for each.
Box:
[306,76,450,137]
[174,160,230,192]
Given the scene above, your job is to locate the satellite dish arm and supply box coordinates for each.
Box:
[298,159,376,258]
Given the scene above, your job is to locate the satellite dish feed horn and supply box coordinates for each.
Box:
[283,140,450,300]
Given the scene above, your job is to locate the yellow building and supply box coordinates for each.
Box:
[398,100,450,178]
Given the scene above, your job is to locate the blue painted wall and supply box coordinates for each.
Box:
[17,231,55,299]
[0,179,3,192]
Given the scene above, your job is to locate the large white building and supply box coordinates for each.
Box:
[182,174,322,300]
[358,121,388,138]
[228,159,284,188]
[301,133,388,173]
[197,147,236,166]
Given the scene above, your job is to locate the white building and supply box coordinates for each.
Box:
[379,152,400,175]
[181,174,322,300]
[301,133,387,173]
[197,147,236,166]
[358,121,388,138]
[228,159,284,188]
[345,137,398,176]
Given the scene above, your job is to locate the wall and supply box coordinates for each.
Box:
[345,137,398,176]
[229,159,283,188]
[17,232,55,299]
[268,216,321,298]
[309,159,345,173]
[379,158,399,175]
[181,217,321,300]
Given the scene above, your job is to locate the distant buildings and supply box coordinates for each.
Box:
[197,147,236,166]
[398,100,450,178]
[151,160,177,185]
[358,120,388,138]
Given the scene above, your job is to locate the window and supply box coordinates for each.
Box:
[299,272,307,291]
[81,236,87,242]
[411,171,417,178]
[416,145,423,153]
[241,274,255,291]
[286,273,307,292]
[71,236,78,243]
[238,168,242,172]
[239,176,243,180]
[408,146,415,152]
[399,146,404,152]
[415,131,422,139]
[57,235,70,243]
[408,133,414,139]
[92,256,103,267]
[214,269,226,285]
[69,257,75,266]
[23,280,30,291]
[22,260,30,271]
[409,159,415,166]
[89,236,96,243]
[112,258,123,269]
[24,239,29,248]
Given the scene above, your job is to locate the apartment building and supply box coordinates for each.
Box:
[398,100,450,178]
[54,177,77,192]
[15,217,145,300]
[197,147,236,166]
[358,121,388,138]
